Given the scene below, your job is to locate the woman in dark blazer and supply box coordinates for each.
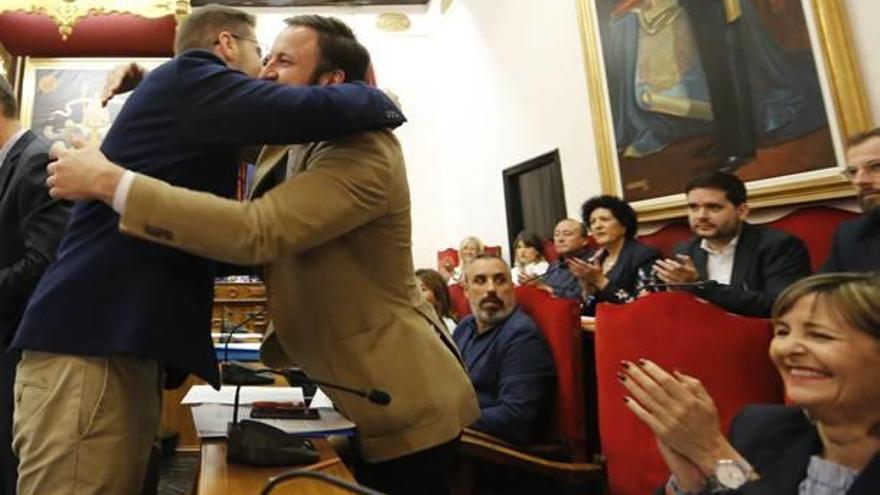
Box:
[621,273,880,494]
[569,195,660,316]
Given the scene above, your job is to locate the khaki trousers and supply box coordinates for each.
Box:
[12,351,162,495]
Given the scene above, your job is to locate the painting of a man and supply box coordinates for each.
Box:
[600,0,832,201]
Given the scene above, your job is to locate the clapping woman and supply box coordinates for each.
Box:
[620,272,880,494]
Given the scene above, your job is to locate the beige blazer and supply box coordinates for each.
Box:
[120,129,478,462]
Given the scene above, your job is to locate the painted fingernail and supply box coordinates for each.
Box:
[623,396,631,404]
[621,361,631,369]
[616,372,627,382]
[637,358,647,366]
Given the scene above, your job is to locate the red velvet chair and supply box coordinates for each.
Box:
[594,292,785,495]
[637,221,691,258]
[437,248,459,274]
[767,206,857,271]
[455,286,602,493]
[485,245,502,256]
[542,239,559,263]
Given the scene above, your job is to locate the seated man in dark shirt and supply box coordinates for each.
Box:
[453,254,555,445]
[521,218,591,300]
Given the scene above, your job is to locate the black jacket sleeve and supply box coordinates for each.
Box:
[0,148,70,336]
[695,234,811,317]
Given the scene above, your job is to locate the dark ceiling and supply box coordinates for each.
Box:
[192,0,429,6]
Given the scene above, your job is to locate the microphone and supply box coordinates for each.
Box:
[279,368,392,406]
[260,470,385,495]
[227,379,320,467]
[219,309,273,385]
[641,280,720,291]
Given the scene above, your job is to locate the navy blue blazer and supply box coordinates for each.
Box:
[13,50,405,387]
[584,238,660,315]
[820,213,880,272]
[720,405,879,494]
[674,222,811,317]
[453,308,555,445]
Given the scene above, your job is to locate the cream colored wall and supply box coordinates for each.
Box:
[250,0,880,269]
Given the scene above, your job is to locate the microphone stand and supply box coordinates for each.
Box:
[219,308,272,385]
[260,470,385,495]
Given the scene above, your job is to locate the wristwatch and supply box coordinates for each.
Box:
[705,459,755,492]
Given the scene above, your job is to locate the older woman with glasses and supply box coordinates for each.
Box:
[620,272,880,494]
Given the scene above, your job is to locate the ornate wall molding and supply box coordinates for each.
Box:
[0,0,190,40]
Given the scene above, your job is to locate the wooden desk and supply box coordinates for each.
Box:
[197,438,357,495]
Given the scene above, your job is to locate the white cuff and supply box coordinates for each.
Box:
[112,170,137,214]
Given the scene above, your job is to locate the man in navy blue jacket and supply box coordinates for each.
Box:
[821,128,880,272]
[453,254,556,445]
[11,5,404,494]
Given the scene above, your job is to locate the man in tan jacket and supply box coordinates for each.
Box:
[48,15,478,495]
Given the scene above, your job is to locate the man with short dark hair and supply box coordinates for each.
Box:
[821,128,880,272]
[654,172,811,317]
[522,218,591,299]
[45,14,477,495]
[454,254,555,445]
[0,77,69,495]
[12,5,404,494]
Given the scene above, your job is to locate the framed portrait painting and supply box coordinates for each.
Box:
[19,57,166,149]
[576,0,872,221]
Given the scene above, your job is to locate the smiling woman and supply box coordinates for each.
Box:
[620,272,880,494]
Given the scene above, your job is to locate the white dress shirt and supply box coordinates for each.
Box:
[700,235,740,285]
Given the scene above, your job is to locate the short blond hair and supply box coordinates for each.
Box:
[174,4,256,54]
[459,236,485,255]
[772,272,880,341]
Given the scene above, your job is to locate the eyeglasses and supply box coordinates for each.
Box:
[842,162,880,180]
[222,33,264,59]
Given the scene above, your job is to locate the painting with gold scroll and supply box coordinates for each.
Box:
[19,58,166,149]
[579,0,870,219]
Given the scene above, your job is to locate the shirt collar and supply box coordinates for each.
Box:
[0,128,27,170]
[700,232,740,256]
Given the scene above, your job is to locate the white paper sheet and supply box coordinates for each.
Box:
[309,387,334,408]
[181,385,304,405]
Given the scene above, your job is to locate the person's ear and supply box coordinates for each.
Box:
[317,69,346,85]
[214,31,237,61]
[736,203,750,220]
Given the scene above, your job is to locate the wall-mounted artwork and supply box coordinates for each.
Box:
[577,0,872,220]
[19,58,166,149]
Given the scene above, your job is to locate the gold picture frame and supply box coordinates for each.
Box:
[576,0,872,221]
[19,57,166,149]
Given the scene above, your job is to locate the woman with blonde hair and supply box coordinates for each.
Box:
[621,272,880,493]
[440,236,485,284]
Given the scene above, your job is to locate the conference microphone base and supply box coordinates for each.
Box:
[227,420,320,467]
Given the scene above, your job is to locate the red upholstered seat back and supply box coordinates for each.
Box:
[437,248,459,272]
[637,221,691,258]
[767,206,857,271]
[542,239,558,263]
[448,283,471,319]
[595,292,784,495]
[514,286,587,458]
[485,245,502,256]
